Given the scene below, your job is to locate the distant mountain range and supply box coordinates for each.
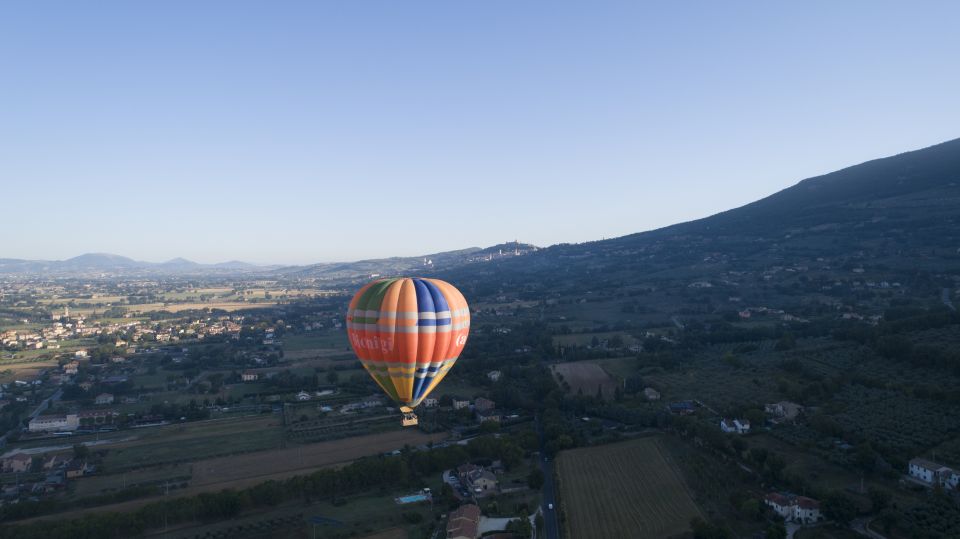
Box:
[434,137,960,296]
[4,137,959,284]
[0,253,271,277]
[0,242,540,279]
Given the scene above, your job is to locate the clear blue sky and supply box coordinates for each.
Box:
[2,1,958,265]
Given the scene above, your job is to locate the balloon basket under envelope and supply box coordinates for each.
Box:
[399,406,418,427]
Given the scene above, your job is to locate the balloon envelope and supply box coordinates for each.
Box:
[346,277,470,408]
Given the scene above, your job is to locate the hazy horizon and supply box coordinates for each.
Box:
[3,1,959,264]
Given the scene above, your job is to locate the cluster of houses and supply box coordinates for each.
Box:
[1,452,92,499]
[2,308,257,354]
[736,306,810,323]
[449,396,503,424]
[908,458,960,490]
[763,492,822,523]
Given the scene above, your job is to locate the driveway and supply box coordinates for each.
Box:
[852,517,886,539]
[478,516,518,535]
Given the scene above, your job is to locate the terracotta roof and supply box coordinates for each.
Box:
[764,492,791,506]
[795,496,820,509]
[447,504,481,539]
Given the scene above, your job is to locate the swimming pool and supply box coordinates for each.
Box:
[396,494,429,504]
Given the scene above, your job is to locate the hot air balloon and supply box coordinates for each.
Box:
[346,277,470,426]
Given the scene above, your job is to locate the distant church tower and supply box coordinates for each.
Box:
[64,306,69,318]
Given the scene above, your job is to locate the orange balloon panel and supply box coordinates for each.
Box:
[346,277,469,407]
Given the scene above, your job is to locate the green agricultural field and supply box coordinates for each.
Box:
[72,463,193,497]
[102,417,284,471]
[587,356,637,379]
[556,437,703,539]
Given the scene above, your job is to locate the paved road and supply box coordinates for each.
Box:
[535,414,560,539]
[29,388,63,420]
[0,387,63,446]
[852,517,886,539]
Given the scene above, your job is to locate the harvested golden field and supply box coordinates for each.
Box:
[556,437,703,539]
[551,361,620,399]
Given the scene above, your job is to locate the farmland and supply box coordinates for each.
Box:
[556,437,703,539]
[33,429,447,523]
[551,361,620,399]
[190,429,446,488]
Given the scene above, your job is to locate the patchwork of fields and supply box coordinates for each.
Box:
[556,437,702,539]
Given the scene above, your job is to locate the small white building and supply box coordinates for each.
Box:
[241,371,259,382]
[764,493,822,524]
[720,418,750,434]
[95,393,114,405]
[487,370,502,382]
[296,391,311,401]
[29,413,80,432]
[453,399,470,410]
[909,458,958,489]
[422,397,439,408]
[643,387,661,401]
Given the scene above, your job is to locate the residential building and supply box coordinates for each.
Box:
[241,371,258,382]
[474,397,495,412]
[453,399,470,410]
[296,390,311,401]
[476,409,501,424]
[720,418,750,434]
[643,387,661,401]
[909,458,958,489]
[487,370,502,382]
[763,493,822,523]
[422,397,439,408]
[65,461,87,479]
[2,453,32,473]
[765,401,804,422]
[95,393,114,405]
[457,464,499,495]
[764,492,792,519]
[794,497,822,523]
[29,413,80,432]
[668,401,696,415]
[471,470,498,493]
[446,504,480,539]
